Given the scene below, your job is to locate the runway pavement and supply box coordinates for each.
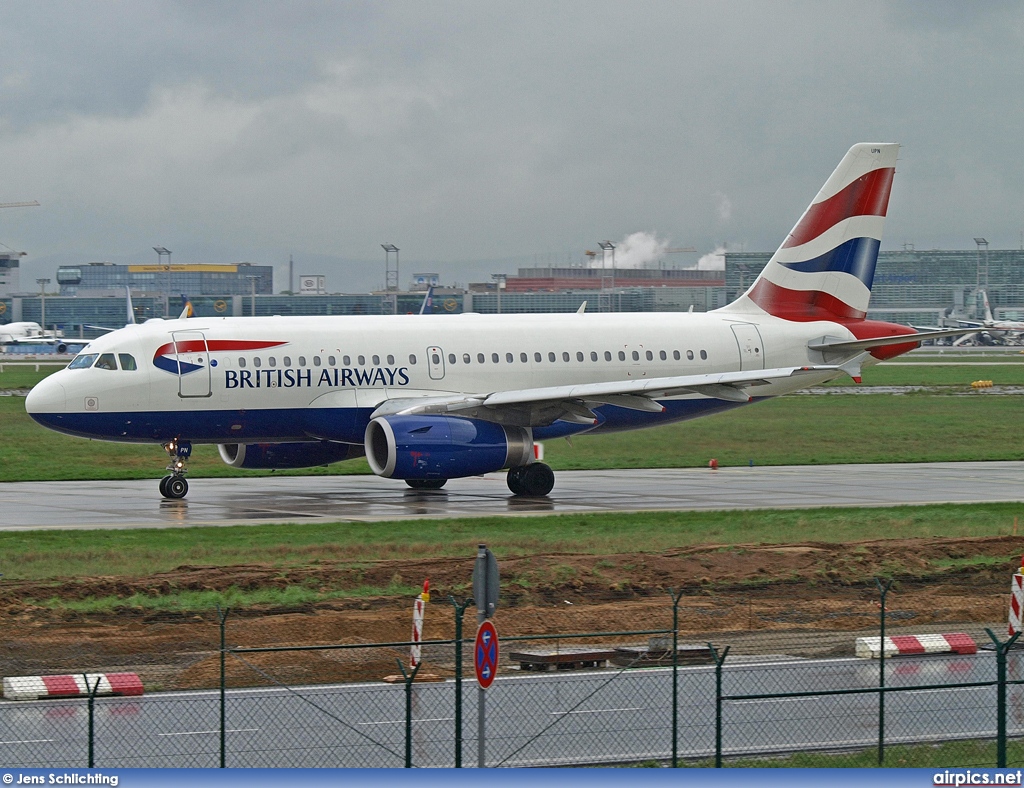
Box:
[1,461,1023,530]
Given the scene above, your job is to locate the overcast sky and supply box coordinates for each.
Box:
[1,1,1022,292]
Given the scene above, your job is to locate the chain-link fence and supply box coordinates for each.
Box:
[1,582,1022,768]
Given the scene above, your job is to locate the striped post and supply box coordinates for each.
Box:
[411,579,429,668]
[1009,559,1024,636]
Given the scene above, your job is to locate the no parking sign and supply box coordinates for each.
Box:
[474,620,499,689]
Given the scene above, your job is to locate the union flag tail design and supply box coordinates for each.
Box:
[723,143,898,322]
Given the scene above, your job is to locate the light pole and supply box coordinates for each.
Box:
[382,244,399,314]
[245,275,259,317]
[598,240,616,311]
[491,273,506,314]
[153,247,172,317]
[36,278,50,332]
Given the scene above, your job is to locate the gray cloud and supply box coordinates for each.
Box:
[1,1,1022,292]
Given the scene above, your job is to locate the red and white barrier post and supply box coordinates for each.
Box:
[411,579,429,668]
[1010,556,1024,636]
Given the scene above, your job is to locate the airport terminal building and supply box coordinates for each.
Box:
[1,249,1022,337]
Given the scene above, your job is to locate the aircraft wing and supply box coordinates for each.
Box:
[370,365,837,427]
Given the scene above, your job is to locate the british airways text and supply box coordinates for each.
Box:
[224,366,410,389]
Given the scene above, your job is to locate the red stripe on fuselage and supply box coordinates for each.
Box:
[783,167,895,249]
[154,339,287,356]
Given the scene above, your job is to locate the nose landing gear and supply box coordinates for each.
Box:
[160,440,192,499]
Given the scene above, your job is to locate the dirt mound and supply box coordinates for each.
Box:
[0,535,1017,690]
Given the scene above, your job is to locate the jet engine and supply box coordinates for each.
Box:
[364,415,533,480]
[218,441,364,469]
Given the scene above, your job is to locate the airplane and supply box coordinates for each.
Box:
[954,290,1024,342]
[0,321,70,352]
[26,143,976,500]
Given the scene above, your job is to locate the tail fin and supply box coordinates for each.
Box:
[981,289,994,323]
[178,294,194,320]
[125,286,136,325]
[722,143,898,321]
[419,286,434,315]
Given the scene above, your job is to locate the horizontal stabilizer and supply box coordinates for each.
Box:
[808,327,985,353]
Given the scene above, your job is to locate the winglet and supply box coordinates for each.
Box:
[577,301,587,314]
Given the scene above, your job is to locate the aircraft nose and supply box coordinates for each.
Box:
[25,376,66,414]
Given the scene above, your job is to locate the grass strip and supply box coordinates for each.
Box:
[4,392,1024,481]
[2,503,1022,582]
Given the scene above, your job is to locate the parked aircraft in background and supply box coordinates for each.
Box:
[0,322,69,352]
[26,143,972,499]
[955,290,1024,343]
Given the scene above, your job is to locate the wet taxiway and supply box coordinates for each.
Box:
[1,461,1022,530]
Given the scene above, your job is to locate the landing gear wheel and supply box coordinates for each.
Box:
[508,463,554,497]
[405,478,448,490]
[159,475,172,498]
[165,476,188,499]
[506,465,528,496]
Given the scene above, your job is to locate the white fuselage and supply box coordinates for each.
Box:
[26,310,858,446]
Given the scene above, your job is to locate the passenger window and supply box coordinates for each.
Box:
[548,352,556,362]
[449,354,457,364]
[299,356,306,366]
[358,355,365,365]
[534,352,541,362]
[576,352,584,362]
[372,355,380,365]
[283,356,292,367]
[590,351,597,361]
[328,356,336,366]
[645,350,653,361]
[631,351,639,361]
[521,353,528,363]
[94,353,117,370]
[463,353,471,364]
[618,351,625,361]
[313,356,321,367]
[343,356,351,365]
[687,350,694,360]
[431,353,440,365]
[254,357,262,368]
[700,350,708,360]
[68,353,98,370]
[238,357,246,368]
[604,351,612,361]
[562,352,570,362]
[491,353,499,363]
[118,354,137,371]
[387,355,395,365]
[659,350,667,361]
[478,353,485,363]
[673,350,681,360]
[506,353,513,363]
[269,357,277,367]
[409,354,417,364]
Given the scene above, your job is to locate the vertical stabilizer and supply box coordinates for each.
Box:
[722,143,899,321]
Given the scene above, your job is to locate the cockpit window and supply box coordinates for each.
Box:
[118,353,137,371]
[68,353,98,370]
[94,353,118,370]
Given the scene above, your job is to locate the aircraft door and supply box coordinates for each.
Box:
[172,330,212,397]
[426,346,445,380]
[731,324,765,371]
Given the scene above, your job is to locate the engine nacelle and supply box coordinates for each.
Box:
[218,441,364,470]
[364,415,533,480]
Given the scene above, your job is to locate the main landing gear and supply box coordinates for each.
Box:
[507,462,555,497]
[160,439,192,499]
